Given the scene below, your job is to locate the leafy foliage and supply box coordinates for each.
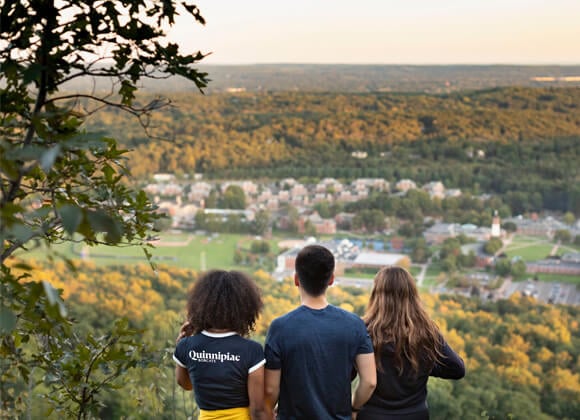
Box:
[484,238,503,255]
[39,319,150,419]
[1,0,208,262]
[1,0,207,415]
[219,185,247,209]
[7,260,580,418]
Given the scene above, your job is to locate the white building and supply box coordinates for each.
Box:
[396,179,417,192]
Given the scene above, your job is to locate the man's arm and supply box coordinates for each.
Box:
[175,365,192,390]
[264,368,281,418]
[351,353,377,411]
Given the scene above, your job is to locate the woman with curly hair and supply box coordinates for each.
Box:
[355,266,465,420]
[173,270,266,420]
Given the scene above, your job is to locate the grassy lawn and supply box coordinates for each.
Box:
[558,243,580,254]
[420,276,439,289]
[15,240,76,262]
[16,233,286,272]
[409,266,422,277]
[341,270,376,279]
[426,262,444,278]
[510,235,544,244]
[505,244,554,261]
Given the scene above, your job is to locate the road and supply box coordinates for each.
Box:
[334,276,374,289]
[415,257,432,287]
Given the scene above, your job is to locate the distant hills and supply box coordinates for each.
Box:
[64,64,580,94]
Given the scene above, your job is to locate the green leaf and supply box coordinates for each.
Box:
[77,217,95,241]
[119,80,137,106]
[17,364,31,384]
[0,202,24,221]
[0,306,17,334]
[102,164,115,184]
[8,223,35,243]
[78,344,91,363]
[0,157,19,180]
[42,281,67,317]
[87,210,123,244]
[42,280,59,306]
[5,145,45,161]
[40,145,61,172]
[31,116,51,139]
[59,204,83,236]
[25,205,52,221]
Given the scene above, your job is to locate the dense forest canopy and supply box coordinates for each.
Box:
[85,86,580,213]
[14,260,580,419]
[86,86,580,173]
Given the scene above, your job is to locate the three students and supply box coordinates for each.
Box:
[174,246,464,419]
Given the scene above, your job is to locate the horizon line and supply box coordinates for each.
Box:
[197,62,580,67]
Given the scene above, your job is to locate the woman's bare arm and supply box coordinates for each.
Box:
[175,365,192,390]
[248,365,266,419]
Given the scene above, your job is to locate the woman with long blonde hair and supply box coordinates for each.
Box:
[355,266,465,420]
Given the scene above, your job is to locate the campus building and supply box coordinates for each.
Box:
[526,252,580,276]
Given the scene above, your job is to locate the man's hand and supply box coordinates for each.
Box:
[176,321,194,344]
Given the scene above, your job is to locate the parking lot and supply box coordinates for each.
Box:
[504,279,580,305]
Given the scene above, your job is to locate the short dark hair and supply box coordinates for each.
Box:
[186,270,263,336]
[295,245,335,297]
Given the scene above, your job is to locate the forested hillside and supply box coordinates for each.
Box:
[85,87,580,212]
[16,260,580,419]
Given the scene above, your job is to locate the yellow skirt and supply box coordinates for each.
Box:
[199,406,250,420]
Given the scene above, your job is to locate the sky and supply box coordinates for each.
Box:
[166,0,580,65]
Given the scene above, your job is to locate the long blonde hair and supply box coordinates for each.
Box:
[363,266,443,375]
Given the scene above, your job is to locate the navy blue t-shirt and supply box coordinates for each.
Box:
[173,331,265,410]
[265,305,374,420]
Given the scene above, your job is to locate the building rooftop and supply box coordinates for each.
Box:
[353,251,407,266]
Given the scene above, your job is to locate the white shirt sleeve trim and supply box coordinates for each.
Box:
[201,330,238,338]
[248,358,266,374]
[173,354,187,368]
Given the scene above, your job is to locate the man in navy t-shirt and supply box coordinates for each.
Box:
[265,245,377,419]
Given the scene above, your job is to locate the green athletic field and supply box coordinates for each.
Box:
[14,232,278,272]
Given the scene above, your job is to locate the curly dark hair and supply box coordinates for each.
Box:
[186,270,263,337]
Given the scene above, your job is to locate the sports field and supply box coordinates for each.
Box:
[15,232,281,272]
